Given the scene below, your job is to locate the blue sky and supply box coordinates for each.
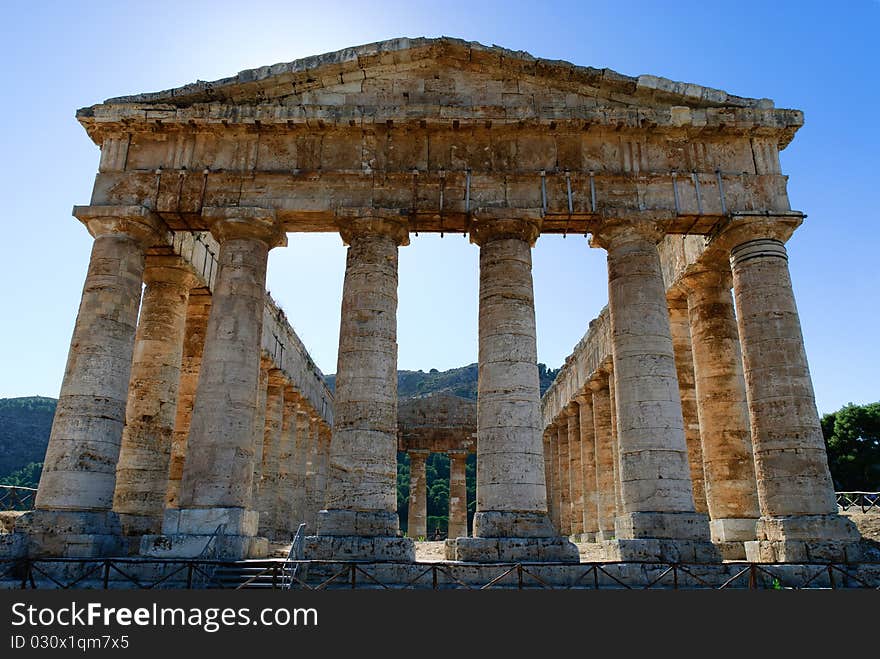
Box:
[0,0,876,414]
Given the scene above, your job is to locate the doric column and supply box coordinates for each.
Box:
[315,424,331,520]
[407,450,429,540]
[113,255,198,537]
[681,266,760,558]
[589,369,616,541]
[166,291,212,509]
[248,355,272,507]
[449,210,577,562]
[24,206,162,557]
[448,450,468,538]
[566,403,584,538]
[555,417,572,536]
[273,386,302,540]
[591,220,717,562]
[257,369,286,538]
[667,294,709,514]
[716,218,860,562]
[142,207,284,559]
[575,392,598,541]
[607,371,622,516]
[543,428,558,531]
[302,416,321,533]
[288,405,312,531]
[305,211,413,562]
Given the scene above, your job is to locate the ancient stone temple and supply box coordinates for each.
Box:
[2,36,861,565]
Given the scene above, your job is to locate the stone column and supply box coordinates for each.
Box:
[407,450,429,540]
[289,406,312,530]
[449,210,577,562]
[717,219,860,562]
[448,450,468,539]
[315,424,331,521]
[257,369,286,538]
[608,369,623,516]
[575,392,598,542]
[589,370,616,541]
[543,428,558,531]
[667,294,709,514]
[273,386,302,540]
[166,291,212,509]
[113,255,198,539]
[141,207,284,559]
[302,416,321,533]
[555,417,572,536]
[23,206,162,557]
[566,404,584,538]
[592,220,717,562]
[306,211,413,562]
[249,356,272,507]
[681,266,760,559]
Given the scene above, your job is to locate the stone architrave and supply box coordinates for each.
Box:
[140,207,285,560]
[681,266,761,559]
[406,450,429,539]
[448,450,469,538]
[575,392,598,542]
[448,211,577,562]
[166,291,213,509]
[19,206,163,558]
[304,211,414,562]
[667,295,709,515]
[113,255,198,539]
[592,219,718,563]
[715,218,860,562]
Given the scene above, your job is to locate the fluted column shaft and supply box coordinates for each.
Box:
[608,373,622,516]
[249,356,272,507]
[273,388,301,539]
[407,451,429,539]
[257,370,286,537]
[555,421,572,536]
[289,408,312,529]
[566,405,584,536]
[589,373,616,540]
[543,429,558,530]
[448,451,468,538]
[113,256,197,535]
[683,268,760,543]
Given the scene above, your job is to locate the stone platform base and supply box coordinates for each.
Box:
[140,533,269,560]
[715,541,747,561]
[745,540,863,563]
[445,536,580,562]
[596,538,721,563]
[0,533,27,559]
[303,535,415,562]
[12,510,125,558]
[574,532,597,543]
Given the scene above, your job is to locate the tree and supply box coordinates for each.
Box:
[821,402,880,491]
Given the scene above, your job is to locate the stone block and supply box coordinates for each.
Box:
[447,536,579,563]
[162,507,259,537]
[715,541,747,561]
[0,533,26,559]
[599,538,721,563]
[757,515,860,542]
[745,539,863,564]
[139,532,264,560]
[473,511,556,538]
[614,511,712,541]
[316,509,399,537]
[303,535,415,562]
[710,517,758,543]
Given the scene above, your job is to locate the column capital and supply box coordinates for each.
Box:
[563,401,579,417]
[267,368,288,389]
[587,364,611,391]
[678,264,733,297]
[447,449,468,457]
[469,208,543,247]
[706,213,803,255]
[573,391,592,407]
[143,254,200,289]
[336,208,410,246]
[73,204,166,248]
[202,206,286,248]
[408,449,430,459]
[589,217,666,250]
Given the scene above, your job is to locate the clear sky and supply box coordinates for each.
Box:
[1,0,877,414]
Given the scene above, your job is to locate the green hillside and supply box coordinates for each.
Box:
[0,396,54,486]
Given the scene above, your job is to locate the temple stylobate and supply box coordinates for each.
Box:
[4,36,863,565]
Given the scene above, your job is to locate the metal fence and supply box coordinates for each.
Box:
[0,486,36,511]
[837,492,880,513]
[1,558,878,590]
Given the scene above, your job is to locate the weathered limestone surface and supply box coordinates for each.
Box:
[448,451,469,538]
[667,296,709,516]
[589,371,616,541]
[566,405,584,537]
[288,408,312,531]
[248,357,272,507]
[272,387,301,539]
[681,266,760,557]
[166,291,212,509]
[556,420,572,536]
[575,393,598,541]
[592,220,717,562]
[21,207,163,557]
[719,221,860,562]
[307,213,414,562]
[407,451,429,539]
[256,370,286,537]
[449,212,576,562]
[113,256,197,539]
